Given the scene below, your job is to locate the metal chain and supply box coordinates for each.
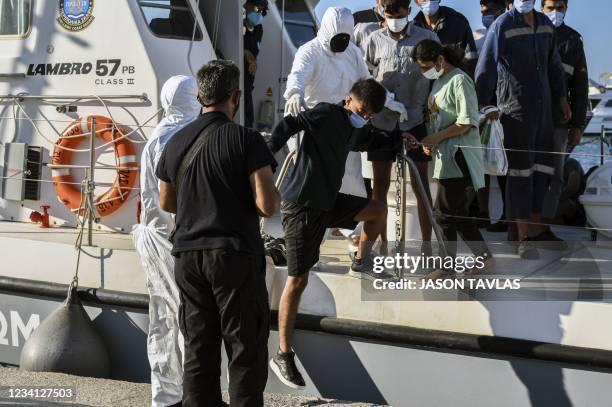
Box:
[394,154,402,277]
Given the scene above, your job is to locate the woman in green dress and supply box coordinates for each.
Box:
[407,39,494,278]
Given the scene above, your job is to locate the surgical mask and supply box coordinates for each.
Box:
[246,11,263,26]
[420,0,440,17]
[330,34,350,53]
[545,10,565,27]
[482,14,496,29]
[514,0,534,14]
[349,112,368,128]
[387,17,408,33]
[423,65,444,80]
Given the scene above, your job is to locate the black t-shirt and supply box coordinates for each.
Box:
[156,112,277,256]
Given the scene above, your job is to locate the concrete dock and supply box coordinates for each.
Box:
[0,367,384,406]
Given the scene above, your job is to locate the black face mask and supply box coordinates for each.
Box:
[330,34,350,53]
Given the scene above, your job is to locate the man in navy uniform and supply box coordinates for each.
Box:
[475,0,571,259]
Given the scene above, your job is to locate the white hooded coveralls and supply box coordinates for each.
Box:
[284,7,370,197]
[133,75,201,407]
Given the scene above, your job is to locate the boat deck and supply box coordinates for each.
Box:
[0,221,135,251]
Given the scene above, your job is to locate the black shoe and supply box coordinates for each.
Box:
[486,221,508,233]
[531,228,569,251]
[517,239,539,260]
[270,350,305,390]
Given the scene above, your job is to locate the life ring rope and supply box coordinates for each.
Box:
[52,115,138,218]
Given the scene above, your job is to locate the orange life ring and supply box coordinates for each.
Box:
[52,115,138,218]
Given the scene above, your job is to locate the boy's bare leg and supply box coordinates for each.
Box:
[278,273,309,353]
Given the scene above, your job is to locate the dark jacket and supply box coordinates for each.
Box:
[552,23,589,129]
[414,6,478,78]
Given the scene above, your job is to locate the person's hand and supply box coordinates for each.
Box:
[385,98,408,122]
[422,145,434,156]
[403,132,419,150]
[248,60,257,76]
[568,127,583,147]
[560,97,572,124]
[420,134,441,157]
[485,110,500,121]
[284,94,305,117]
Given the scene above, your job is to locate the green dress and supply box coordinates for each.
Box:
[428,67,485,191]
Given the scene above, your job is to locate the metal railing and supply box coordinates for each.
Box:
[0,93,149,102]
[401,154,449,260]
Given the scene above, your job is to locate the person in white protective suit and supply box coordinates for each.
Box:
[133,75,201,407]
[284,6,407,247]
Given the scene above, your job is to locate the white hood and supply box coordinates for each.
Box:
[317,7,354,52]
[138,75,200,231]
[159,75,201,128]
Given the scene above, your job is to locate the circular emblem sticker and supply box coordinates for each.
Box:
[57,0,95,32]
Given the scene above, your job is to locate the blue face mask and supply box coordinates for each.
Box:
[349,112,368,129]
[420,0,440,17]
[514,0,534,14]
[482,14,496,29]
[246,11,264,27]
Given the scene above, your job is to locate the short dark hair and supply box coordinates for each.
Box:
[480,0,507,7]
[196,60,240,106]
[541,0,567,6]
[381,0,411,14]
[350,79,387,115]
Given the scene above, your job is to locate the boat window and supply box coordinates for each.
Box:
[138,0,202,41]
[0,0,32,37]
[605,100,612,108]
[591,99,602,110]
[282,0,317,48]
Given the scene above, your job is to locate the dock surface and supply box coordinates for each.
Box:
[0,367,383,406]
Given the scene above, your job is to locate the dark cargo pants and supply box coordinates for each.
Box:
[174,249,270,407]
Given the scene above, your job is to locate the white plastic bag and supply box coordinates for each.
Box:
[481,118,508,176]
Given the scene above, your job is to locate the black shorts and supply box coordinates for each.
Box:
[281,194,369,277]
[368,122,431,163]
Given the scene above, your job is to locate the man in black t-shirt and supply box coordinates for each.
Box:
[266,79,394,389]
[157,60,279,407]
[243,0,268,129]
